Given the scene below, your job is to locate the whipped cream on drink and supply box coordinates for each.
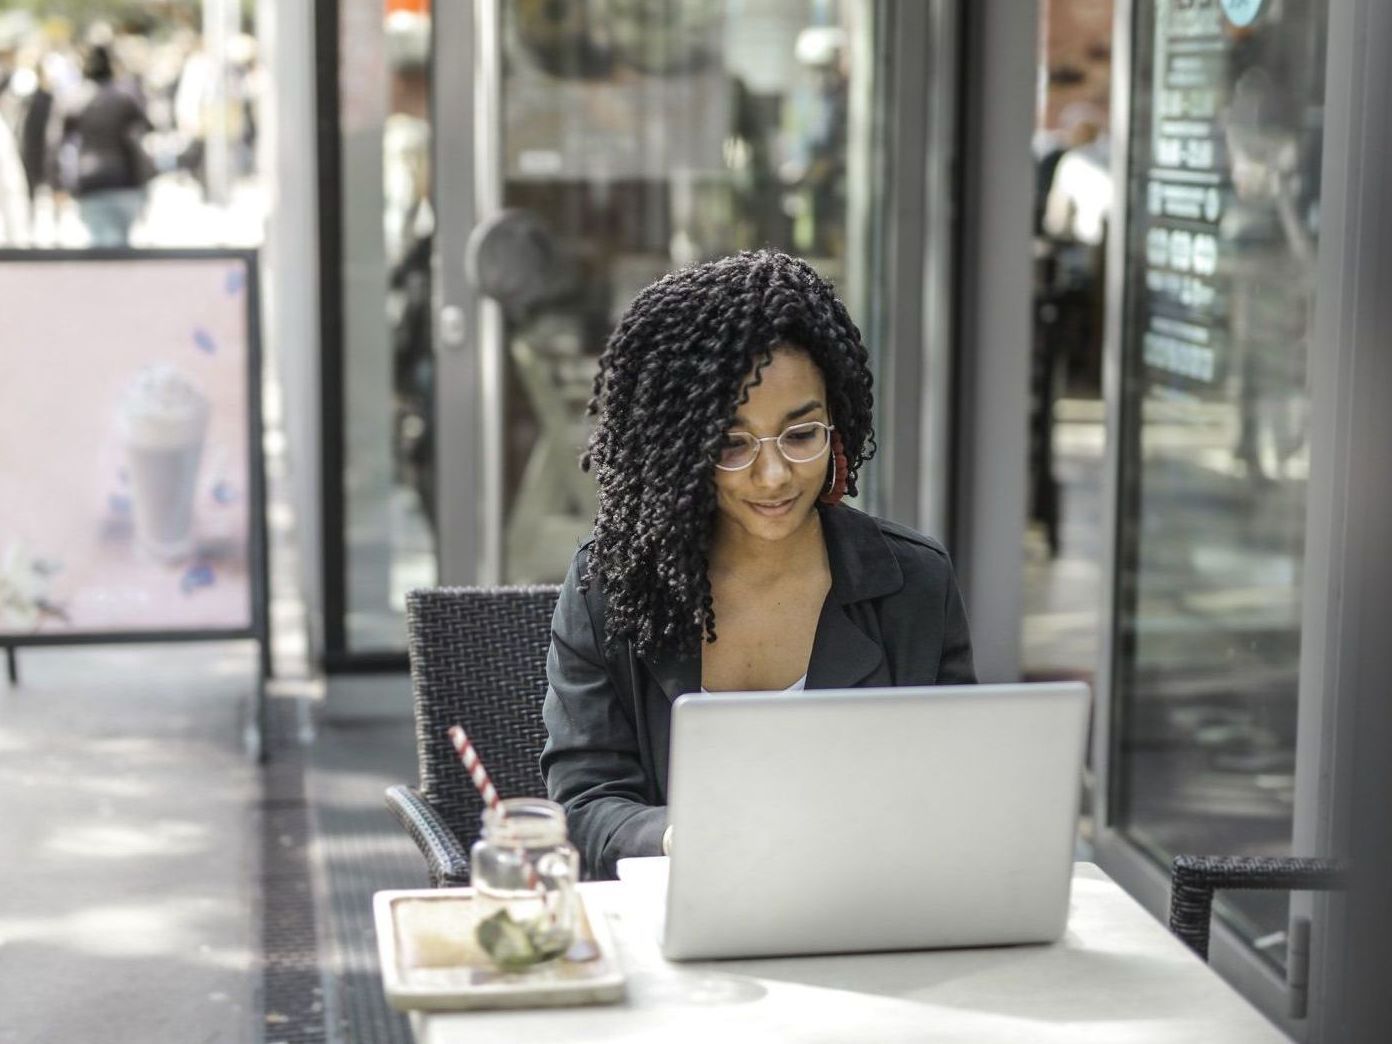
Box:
[117,365,210,563]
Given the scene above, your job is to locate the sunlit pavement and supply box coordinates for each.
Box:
[0,641,262,1044]
[25,172,266,250]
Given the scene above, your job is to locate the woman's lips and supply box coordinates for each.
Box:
[748,495,798,518]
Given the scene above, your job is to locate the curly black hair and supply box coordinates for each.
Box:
[580,250,877,659]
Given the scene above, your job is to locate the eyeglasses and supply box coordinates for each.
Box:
[714,420,835,472]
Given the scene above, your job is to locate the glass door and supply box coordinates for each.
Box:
[1097,0,1329,1027]
[328,0,438,657]
[434,0,895,585]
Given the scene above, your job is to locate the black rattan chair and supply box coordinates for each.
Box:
[1168,855,1347,961]
[385,585,561,887]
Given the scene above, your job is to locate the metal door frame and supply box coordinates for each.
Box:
[946,0,1037,683]
[874,0,963,543]
[1294,1,1392,1037]
[431,0,495,586]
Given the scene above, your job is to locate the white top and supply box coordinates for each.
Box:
[411,862,1286,1044]
[701,674,806,695]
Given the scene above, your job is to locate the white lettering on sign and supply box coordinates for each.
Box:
[1144,332,1217,383]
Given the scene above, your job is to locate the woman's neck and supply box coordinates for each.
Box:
[708,506,827,587]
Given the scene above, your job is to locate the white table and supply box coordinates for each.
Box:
[411,862,1286,1043]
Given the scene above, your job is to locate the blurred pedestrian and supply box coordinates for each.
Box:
[0,106,28,244]
[18,62,54,204]
[58,44,152,247]
[172,41,210,193]
[1041,104,1110,247]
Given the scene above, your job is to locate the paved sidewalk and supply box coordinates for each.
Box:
[0,641,262,1044]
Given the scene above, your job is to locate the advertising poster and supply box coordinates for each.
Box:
[0,251,262,641]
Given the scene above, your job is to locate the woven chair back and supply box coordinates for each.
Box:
[405,585,562,855]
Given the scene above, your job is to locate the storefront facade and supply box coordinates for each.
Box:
[274,2,1390,1035]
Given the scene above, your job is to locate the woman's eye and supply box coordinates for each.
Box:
[784,428,817,443]
[719,435,743,450]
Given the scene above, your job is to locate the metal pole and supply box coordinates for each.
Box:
[252,645,269,764]
[4,645,16,685]
[475,0,505,585]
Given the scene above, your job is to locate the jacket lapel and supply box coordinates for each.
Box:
[806,596,886,688]
[819,503,903,603]
[806,504,906,688]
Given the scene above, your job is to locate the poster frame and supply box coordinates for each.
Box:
[0,248,271,737]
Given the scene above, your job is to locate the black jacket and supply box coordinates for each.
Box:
[540,503,977,879]
[63,84,151,195]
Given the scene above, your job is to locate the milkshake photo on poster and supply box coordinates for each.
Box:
[0,252,259,639]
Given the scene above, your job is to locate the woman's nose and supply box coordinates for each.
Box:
[751,442,792,488]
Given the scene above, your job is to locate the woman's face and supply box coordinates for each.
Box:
[712,347,831,546]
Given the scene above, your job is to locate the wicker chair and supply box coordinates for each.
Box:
[1168,855,1347,961]
[385,585,561,887]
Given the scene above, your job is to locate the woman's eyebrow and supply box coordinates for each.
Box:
[729,400,825,428]
[783,400,824,421]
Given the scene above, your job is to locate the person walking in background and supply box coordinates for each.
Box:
[59,44,151,247]
[172,40,210,195]
[0,102,29,245]
[18,61,54,207]
[0,36,30,244]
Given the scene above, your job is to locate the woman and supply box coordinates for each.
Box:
[60,45,152,247]
[541,251,975,879]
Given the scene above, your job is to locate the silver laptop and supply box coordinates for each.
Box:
[656,682,1090,961]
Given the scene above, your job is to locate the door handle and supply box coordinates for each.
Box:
[439,305,467,351]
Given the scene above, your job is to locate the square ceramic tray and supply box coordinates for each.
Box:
[373,887,626,1011]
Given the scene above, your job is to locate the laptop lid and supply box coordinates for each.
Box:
[661,682,1090,961]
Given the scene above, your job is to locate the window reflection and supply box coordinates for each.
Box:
[491,0,869,582]
[340,0,437,651]
[384,6,435,545]
[1114,0,1327,970]
[1023,1,1114,694]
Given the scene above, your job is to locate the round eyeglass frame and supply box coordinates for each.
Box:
[713,421,836,472]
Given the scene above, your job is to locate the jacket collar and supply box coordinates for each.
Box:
[643,504,904,700]
[818,503,904,605]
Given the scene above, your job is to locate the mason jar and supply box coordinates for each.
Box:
[469,797,580,970]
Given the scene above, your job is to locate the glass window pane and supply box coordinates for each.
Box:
[339,0,437,651]
[493,0,876,582]
[1113,0,1327,971]
[1023,0,1115,850]
[1022,0,1113,689]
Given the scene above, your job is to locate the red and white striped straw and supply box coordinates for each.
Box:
[448,725,501,814]
[447,725,543,895]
